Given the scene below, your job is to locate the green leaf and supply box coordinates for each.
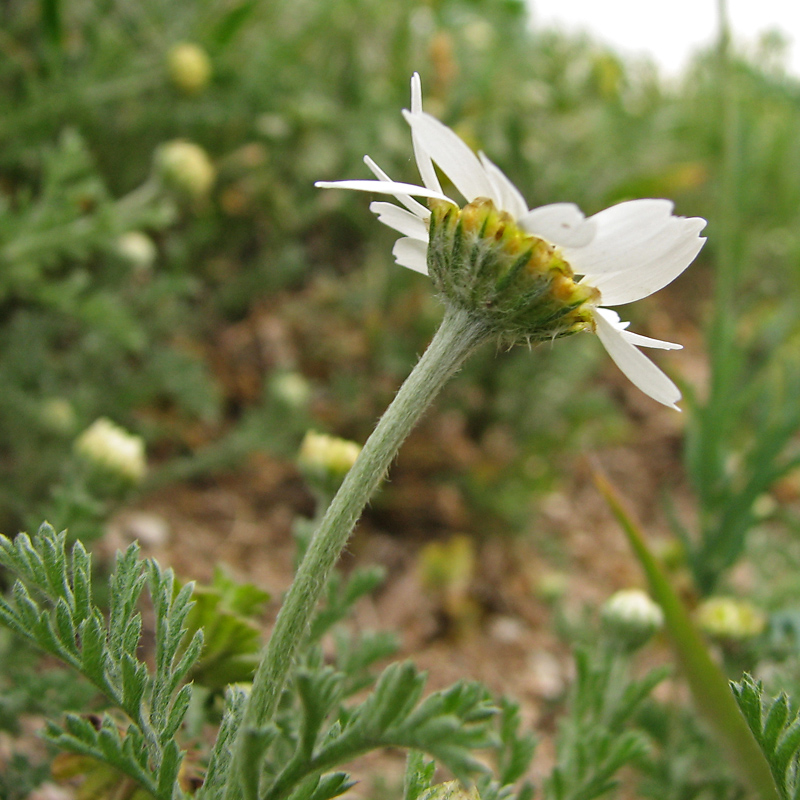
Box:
[163,684,193,742]
[39,0,63,46]
[198,686,249,800]
[79,614,107,685]
[297,667,345,757]
[404,751,437,800]
[209,1,257,48]
[157,739,184,797]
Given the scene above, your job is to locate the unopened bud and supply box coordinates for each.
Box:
[270,372,312,409]
[167,43,212,94]
[602,589,664,651]
[116,231,157,271]
[40,398,76,435]
[298,431,360,492]
[75,418,147,484]
[536,571,569,602]
[696,597,766,641]
[419,782,479,800]
[155,140,215,199]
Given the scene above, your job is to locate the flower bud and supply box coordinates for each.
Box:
[696,597,766,641]
[270,372,312,410]
[167,43,212,95]
[535,571,569,603]
[427,198,599,345]
[74,418,147,484]
[419,782,479,800]
[601,589,664,651]
[115,231,157,272]
[154,140,215,200]
[298,431,360,493]
[39,398,76,435]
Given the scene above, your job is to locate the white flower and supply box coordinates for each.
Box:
[316,74,707,409]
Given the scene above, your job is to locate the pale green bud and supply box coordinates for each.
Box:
[696,597,766,641]
[155,140,215,199]
[167,43,212,94]
[536,571,569,602]
[75,418,147,484]
[116,231,157,271]
[419,781,480,800]
[427,197,599,345]
[602,589,664,651]
[39,398,77,435]
[270,372,312,409]
[298,431,361,492]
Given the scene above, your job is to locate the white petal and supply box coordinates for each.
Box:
[564,200,707,305]
[565,199,677,273]
[392,237,429,274]
[478,152,528,219]
[364,156,429,218]
[370,202,429,241]
[315,178,456,206]
[594,309,682,409]
[410,74,443,194]
[402,110,497,204]
[582,216,706,305]
[594,307,682,350]
[518,203,596,247]
[621,330,682,350]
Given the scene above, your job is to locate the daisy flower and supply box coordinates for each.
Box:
[317,73,706,409]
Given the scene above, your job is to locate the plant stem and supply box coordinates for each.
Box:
[224,305,489,798]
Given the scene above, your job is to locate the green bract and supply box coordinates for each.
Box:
[428,198,599,344]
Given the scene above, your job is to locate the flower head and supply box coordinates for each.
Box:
[316,74,706,409]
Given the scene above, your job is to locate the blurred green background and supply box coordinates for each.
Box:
[5,1,800,797]
[2,0,800,595]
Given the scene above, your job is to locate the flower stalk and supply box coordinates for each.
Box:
[226,306,491,796]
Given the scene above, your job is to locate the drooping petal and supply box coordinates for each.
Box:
[621,330,682,350]
[315,178,456,206]
[364,156,429,218]
[401,110,497,204]
[594,309,682,409]
[478,152,528,219]
[410,73,443,194]
[518,203,596,247]
[370,202,429,241]
[581,215,706,305]
[594,307,682,350]
[392,237,429,274]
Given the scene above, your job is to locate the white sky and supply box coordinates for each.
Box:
[531,0,800,77]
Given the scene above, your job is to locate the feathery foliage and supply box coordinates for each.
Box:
[0,523,201,800]
[732,675,800,800]
[544,649,669,800]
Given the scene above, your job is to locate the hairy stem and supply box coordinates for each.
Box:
[224,305,489,798]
